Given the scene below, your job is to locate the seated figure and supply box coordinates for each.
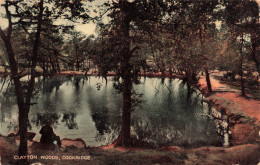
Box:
[39,121,61,147]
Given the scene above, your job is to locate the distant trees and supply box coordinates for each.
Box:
[64,30,94,71]
[37,26,64,74]
[221,0,259,96]
[157,0,259,96]
[148,0,221,93]
[64,31,85,71]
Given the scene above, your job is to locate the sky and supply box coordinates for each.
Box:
[0,0,103,36]
[0,0,260,36]
[75,23,97,36]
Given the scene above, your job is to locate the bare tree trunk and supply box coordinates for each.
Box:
[115,69,132,146]
[54,50,61,73]
[251,34,260,74]
[0,1,44,163]
[114,0,132,147]
[50,56,57,73]
[76,59,80,71]
[240,34,246,96]
[205,68,212,93]
[240,64,245,96]
[0,26,28,164]
[18,106,29,157]
[200,28,212,93]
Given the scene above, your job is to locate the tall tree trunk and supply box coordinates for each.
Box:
[0,27,28,163]
[18,106,29,157]
[200,28,212,93]
[251,34,260,74]
[114,0,132,147]
[240,34,246,96]
[50,56,57,73]
[205,68,212,93]
[115,69,132,146]
[240,66,245,96]
[18,1,44,160]
[75,48,80,71]
[54,50,60,73]
[76,59,80,71]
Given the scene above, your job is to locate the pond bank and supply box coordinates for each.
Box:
[198,71,260,146]
[2,70,259,146]
[0,136,259,165]
[56,70,260,163]
[0,70,259,164]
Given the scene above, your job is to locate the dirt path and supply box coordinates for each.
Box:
[199,72,260,146]
[199,73,260,121]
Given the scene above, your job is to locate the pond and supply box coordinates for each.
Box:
[0,75,223,147]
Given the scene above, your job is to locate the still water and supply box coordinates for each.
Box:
[0,75,221,147]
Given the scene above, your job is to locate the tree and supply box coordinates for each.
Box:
[0,0,90,162]
[95,0,167,146]
[0,1,44,160]
[64,30,94,71]
[38,25,64,74]
[222,0,259,96]
[159,0,222,93]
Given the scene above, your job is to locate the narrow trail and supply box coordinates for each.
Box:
[199,72,260,121]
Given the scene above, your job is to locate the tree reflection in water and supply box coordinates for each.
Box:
[91,107,120,143]
[0,76,222,147]
[35,113,60,128]
[61,113,78,129]
[87,83,121,143]
[0,76,19,133]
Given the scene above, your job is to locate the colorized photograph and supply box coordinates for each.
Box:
[0,0,259,164]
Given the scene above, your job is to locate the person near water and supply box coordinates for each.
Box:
[39,121,61,147]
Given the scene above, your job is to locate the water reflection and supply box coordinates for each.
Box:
[0,76,221,147]
[61,113,78,129]
[91,107,109,135]
[34,113,60,127]
[0,76,17,134]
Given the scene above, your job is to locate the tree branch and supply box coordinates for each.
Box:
[5,1,12,38]
[0,27,7,42]
[25,0,44,106]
